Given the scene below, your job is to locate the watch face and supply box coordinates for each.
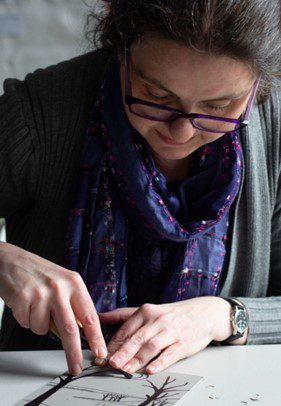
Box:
[235,309,248,333]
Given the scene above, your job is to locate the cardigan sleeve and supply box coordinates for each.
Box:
[0,79,36,217]
[236,93,281,345]
[236,175,281,344]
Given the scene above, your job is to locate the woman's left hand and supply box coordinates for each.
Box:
[99,296,236,374]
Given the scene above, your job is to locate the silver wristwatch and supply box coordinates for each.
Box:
[219,297,249,344]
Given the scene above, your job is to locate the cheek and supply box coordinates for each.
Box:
[124,103,159,140]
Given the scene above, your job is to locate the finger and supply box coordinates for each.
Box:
[52,301,83,376]
[146,342,185,374]
[10,296,31,329]
[109,321,163,370]
[122,330,176,374]
[71,286,107,359]
[146,333,212,374]
[99,307,137,324]
[107,308,145,359]
[29,299,50,335]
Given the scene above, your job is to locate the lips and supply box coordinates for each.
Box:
[156,130,188,146]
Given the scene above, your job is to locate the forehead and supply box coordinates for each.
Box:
[130,36,255,101]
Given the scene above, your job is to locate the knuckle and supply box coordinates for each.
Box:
[47,277,62,295]
[114,328,129,343]
[40,326,50,335]
[160,326,172,337]
[130,333,145,347]
[68,271,82,285]
[62,321,78,336]
[82,313,98,326]
[32,324,49,335]
[13,312,29,329]
[20,321,30,329]
[147,338,161,353]
[32,286,48,302]
[19,289,31,303]
[132,355,143,368]
[118,347,131,359]
[139,303,155,318]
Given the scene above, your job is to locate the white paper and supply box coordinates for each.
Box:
[18,362,203,406]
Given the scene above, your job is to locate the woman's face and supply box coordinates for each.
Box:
[119,36,256,163]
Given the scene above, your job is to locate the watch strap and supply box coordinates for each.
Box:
[219,297,248,344]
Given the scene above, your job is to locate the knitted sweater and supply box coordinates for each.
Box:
[0,47,280,350]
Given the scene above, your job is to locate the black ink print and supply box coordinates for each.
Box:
[22,365,200,406]
[102,393,127,401]
[24,365,122,406]
[138,376,189,406]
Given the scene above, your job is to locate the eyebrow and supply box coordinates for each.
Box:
[134,66,251,101]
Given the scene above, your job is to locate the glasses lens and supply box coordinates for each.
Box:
[130,103,239,131]
[193,118,238,133]
[130,103,178,121]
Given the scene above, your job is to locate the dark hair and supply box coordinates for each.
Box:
[87,0,281,103]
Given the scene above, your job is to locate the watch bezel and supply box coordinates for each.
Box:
[234,307,248,334]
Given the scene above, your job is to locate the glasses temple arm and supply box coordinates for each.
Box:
[124,43,132,97]
[244,76,261,121]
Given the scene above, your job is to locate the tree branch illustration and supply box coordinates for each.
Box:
[24,365,122,406]
[137,376,189,406]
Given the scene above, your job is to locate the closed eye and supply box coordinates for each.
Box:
[146,87,231,112]
[146,89,170,101]
[208,104,230,112]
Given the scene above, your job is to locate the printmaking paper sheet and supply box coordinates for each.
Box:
[18,363,203,406]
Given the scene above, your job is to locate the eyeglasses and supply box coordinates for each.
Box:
[124,45,260,134]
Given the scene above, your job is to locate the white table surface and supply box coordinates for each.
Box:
[0,345,281,406]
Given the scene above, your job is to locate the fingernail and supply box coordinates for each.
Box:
[93,357,108,366]
[71,364,82,376]
[123,364,131,372]
[96,347,107,358]
[148,365,156,373]
[110,355,121,366]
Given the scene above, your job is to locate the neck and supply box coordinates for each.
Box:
[153,154,192,183]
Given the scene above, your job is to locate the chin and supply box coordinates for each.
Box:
[150,144,195,161]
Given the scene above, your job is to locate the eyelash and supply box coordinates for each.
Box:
[208,105,229,112]
[146,90,168,101]
[146,89,229,112]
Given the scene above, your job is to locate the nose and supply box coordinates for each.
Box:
[168,117,197,143]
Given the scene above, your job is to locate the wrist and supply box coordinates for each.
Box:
[213,297,249,345]
[229,325,249,345]
[210,297,233,342]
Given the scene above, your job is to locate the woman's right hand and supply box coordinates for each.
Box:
[0,242,107,376]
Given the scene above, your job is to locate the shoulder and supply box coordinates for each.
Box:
[0,47,116,203]
[0,46,116,153]
[25,46,115,89]
[2,46,115,105]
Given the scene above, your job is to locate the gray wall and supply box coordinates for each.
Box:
[0,0,95,89]
[0,0,98,323]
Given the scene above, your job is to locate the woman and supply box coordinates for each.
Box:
[0,0,280,377]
